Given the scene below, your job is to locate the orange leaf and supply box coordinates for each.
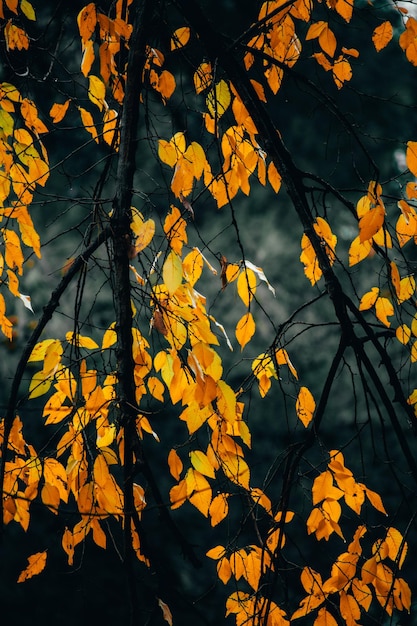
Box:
[17,551,47,583]
[296,386,316,427]
[168,448,183,480]
[193,62,212,94]
[372,21,393,52]
[406,141,417,177]
[77,3,97,45]
[209,493,229,527]
[359,203,385,242]
[170,26,190,51]
[50,100,70,123]
[332,56,352,89]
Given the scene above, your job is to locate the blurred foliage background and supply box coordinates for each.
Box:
[1,0,417,624]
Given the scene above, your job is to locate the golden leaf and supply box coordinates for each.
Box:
[185,468,212,517]
[296,386,316,427]
[162,250,183,295]
[396,324,411,345]
[209,493,229,527]
[50,100,70,123]
[194,62,212,94]
[206,79,231,119]
[359,202,385,242]
[79,107,99,143]
[65,332,99,349]
[17,551,47,583]
[77,2,97,45]
[332,56,352,89]
[190,449,215,479]
[237,268,257,307]
[88,75,106,112]
[235,312,255,350]
[170,26,190,51]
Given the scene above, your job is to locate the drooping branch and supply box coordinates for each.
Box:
[0,226,110,541]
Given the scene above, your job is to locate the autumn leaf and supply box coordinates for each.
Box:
[372,21,393,52]
[17,551,47,583]
[235,312,255,350]
[206,79,231,118]
[50,100,70,124]
[296,386,316,427]
[170,26,190,50]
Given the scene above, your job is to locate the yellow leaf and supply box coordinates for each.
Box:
[406,141,417,177]
[28,338,57,361]
[359,203,385,242]
[375,296,394,327]
[65,331,99,349]
[102,322,117,349]
[185,468,212,517]
[268,161,282,193]
[313,607,338,626]
[396,324,411,345]
[312,471,343,504]
[237,268,256,307]
[131,209,155,253]
[88,75,106,112]
[220,451,250,489]
[162,250,183,295]
[190,449,215,478]
[17,551,47,583]
[363,486,387,515]
[209,493,229,527]
[296,386,316,427]
[206,79,231,119]
[170,26,190,50]
[79,107,99,143]
[235,312,255,350]
[20,0,36,20]
[28,371,52,399]
[339,590,360,626]
[103,108,118,147]
[4,229,24,275]
[385,527,407,568]
[206,544,226,560]
[398,275,415,304]
[348,236,372,266]
[372,21,393,52]
[358,287,379,311]
[41,483,60,513]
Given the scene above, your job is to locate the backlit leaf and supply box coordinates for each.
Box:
[50,100,70,123]
[235,312,255,350]
[372,21,393,52]
[168,449,183,480]
[296,386,316,427]
[162,250,182,295]
[17,551,47,583]
[206,79,231,119]
[237,268,256,307]
[190,450,215,479]
[171,26,190,50]
[406,141,417,177]
[194,62,212,94]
